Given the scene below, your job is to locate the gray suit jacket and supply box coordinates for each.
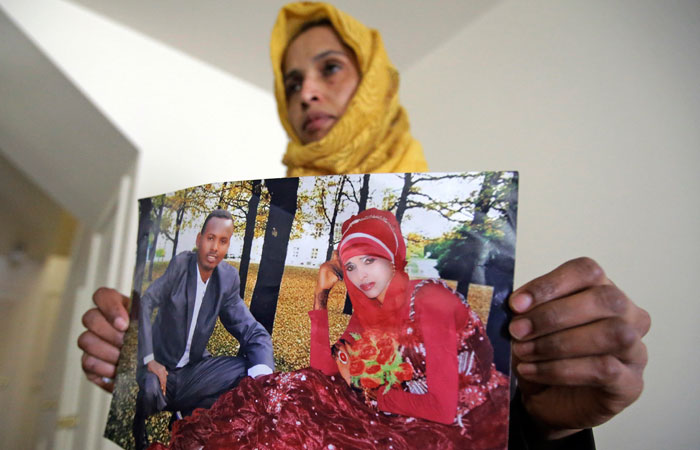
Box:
[137,251,274,372]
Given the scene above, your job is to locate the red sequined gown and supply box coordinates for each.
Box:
[149,281,508,450]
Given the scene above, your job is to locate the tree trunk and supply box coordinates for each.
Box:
[325,176,347,261]
[358,174,370,211]
[132,198,153,320]
[395,173,412,225]
[147,196,165,281]
[170,206,186,260]
[249,178,299,335]
[239,180,262,298]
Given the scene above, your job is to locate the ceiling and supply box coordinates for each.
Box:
[68,0,501,92]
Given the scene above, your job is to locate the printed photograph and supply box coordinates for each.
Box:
[105,171,518,450]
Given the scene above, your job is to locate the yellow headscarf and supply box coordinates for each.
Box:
[270,2,428,176]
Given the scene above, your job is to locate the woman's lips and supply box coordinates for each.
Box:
[303,113,334,133]
[360,282,375,292]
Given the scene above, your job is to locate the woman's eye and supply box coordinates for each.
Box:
[363,257,375,265]
[323,62,341,76]
[345,264,355,272]
[285,80,301,96]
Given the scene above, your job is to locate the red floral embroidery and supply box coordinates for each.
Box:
[396,362,413,381]
[376,348,394,365]
[346,330,412,393]
[349,359,365,376]
[359,345,378,360]
[366,364,381,375]
[360,377,381,389]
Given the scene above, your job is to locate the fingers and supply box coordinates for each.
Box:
[77,331,121,365]
[633,305,652,338]
[510,257,609,313]
[82,353,117,382]
[510,258,651,433]
[331,250,340,263]
[80,287,129,393]
[512,317,645,363]
[158,370,168,395]
[85,373,115,393]
[510,284,633,340]
[516,350,645,401]
[82,308,125,347]
[92,287,130,332]
[517,355,645,430]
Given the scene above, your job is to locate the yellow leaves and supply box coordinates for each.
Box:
[272,265,350,372]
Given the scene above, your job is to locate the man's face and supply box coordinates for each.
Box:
[196,217,234,273]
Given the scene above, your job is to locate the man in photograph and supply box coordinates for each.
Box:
[134,209,274,449]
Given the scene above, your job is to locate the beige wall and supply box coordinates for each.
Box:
[0,156,78,448]
[402,1,700,448]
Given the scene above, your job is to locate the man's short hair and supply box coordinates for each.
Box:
[200,209,233,235]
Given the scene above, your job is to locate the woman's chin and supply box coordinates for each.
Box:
[299,125,334,144]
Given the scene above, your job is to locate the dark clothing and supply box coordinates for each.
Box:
[509,390,596,449]
[138,355,248,417]
[137,251,274,373]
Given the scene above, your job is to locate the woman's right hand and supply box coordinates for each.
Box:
[77,287,130,392]
[314,251,343,310]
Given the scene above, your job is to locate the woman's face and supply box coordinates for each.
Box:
[344,254,394,301]
[283,25,360,144]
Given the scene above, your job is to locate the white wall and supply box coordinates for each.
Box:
[1,0,287,203]
[402,1,700,448]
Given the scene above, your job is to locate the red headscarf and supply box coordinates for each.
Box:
[338,209,410,330]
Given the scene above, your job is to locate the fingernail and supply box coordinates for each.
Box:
[512,341,534,357]
[510,293,533,313]
[509,318,532,339]
[114,317,128,331]
[517,363,536,375]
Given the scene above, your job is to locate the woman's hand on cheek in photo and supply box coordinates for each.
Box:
[77,287,130,392]
[509,257,650,440]
[314,251,343,310]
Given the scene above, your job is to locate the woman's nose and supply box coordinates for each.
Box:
[358,267,369,280]
[300,76,321,105]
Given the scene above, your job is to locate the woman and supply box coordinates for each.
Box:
[83,3,649,449]
[272,1,428,176]
[311,208,509,436]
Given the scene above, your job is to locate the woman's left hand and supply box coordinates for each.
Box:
[314,251,343,310]
[509,257,650,440]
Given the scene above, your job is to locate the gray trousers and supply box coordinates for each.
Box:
[133,356,247,449]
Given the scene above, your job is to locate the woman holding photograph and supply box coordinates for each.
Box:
[82,2,650,449]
